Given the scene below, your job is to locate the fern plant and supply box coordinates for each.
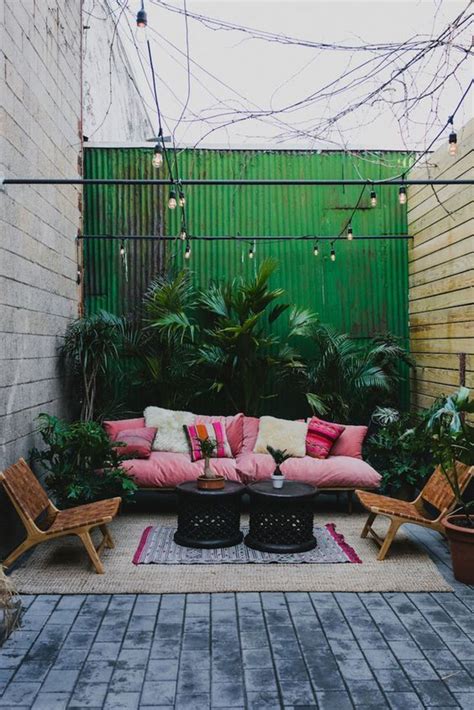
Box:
[267,446,292,475]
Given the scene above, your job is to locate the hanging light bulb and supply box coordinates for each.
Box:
[347,224,353,241]
[370,190,377,208]
[184,241,191,259]
[313,242,319,256]
[179,228,187,241]
[136,2,147,27]
[448,128,457,156]
[168,190,177,209]
[179,191,186,207]
[120,240,125,257]
[398,186,407,205]
[152,145,163,169]
[330,243,336,262]
[76,266,82,285]
[248,246,254,259]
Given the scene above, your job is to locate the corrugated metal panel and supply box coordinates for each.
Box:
[84,147,411,402]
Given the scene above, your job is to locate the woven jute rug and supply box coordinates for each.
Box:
[9,512,452,593]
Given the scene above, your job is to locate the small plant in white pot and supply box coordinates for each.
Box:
[197,436,225,490]
[267,446,292,488]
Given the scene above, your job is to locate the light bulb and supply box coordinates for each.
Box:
[136,8,147,27]
[448,131,457,156]
[179,229,187,241]
[370,190,377,207]
[398,186,407,205]
[248,247,254,259]
[76,267,82,285]
[120,242,125,257]
[330,247,336,262]
[168,191,177,209]
[347,225,353,241]
[179,191,186,207]
[184,243,191,259]
[152,146,163,169]
[313,244,319,256]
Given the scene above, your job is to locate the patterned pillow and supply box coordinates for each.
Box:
[184,422,232,461]
[114,427,157,459]
[306,417,346,459]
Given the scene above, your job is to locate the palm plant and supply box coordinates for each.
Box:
[303,324,412,423]
[267,446,292,475]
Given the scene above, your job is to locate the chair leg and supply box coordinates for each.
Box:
[100,524,115,549]
[79,531,104,574]
[361,512,376,538]
[377,520,402,561]
[2,538,36,570]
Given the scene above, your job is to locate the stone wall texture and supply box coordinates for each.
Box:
[0,0,82,552]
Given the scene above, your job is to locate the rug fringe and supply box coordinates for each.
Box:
[325,523,362,563]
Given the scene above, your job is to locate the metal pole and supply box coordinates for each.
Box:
[77,234,413,241]
[2,178,473,187]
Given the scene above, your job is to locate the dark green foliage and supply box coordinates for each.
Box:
[31,414,137,508]
[364,407,433,494]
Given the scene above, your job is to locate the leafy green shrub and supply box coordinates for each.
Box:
[31,414,137,507]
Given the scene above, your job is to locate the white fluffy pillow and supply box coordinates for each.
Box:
[144,406,195,454]
[253,416,308,458]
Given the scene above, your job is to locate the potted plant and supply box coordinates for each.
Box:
[267,446,292,488]
[425,387,474,584]
[0,568,21,647]
[197,436,225,490]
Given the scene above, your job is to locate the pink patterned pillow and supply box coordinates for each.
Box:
[184,422,232,461]
[114,427,156,459]
[306,417,346,459]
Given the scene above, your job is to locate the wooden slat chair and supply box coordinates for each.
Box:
[356,462,473,561]
[0,458,121,574]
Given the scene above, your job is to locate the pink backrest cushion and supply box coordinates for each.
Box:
[185,421,232,461]
[240,416,260,454]
[306,417,345,459]
[330,425,368,459]
[197,413,244,457]
[104,418,145,441]
[113,427,157,459]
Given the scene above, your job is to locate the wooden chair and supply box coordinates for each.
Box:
[0,458,121,574]
[356,462,473,561]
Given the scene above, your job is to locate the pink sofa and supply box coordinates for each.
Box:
[104,414,381,505]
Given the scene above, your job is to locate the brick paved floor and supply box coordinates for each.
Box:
[1,525,473,709]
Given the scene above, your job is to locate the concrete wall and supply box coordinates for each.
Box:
[408,119,473,409]
[0,0,83,552]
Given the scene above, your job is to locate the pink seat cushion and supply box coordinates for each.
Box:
[330,425,368,459]
[236,452,381,489]
[123,451,241,488]
[104,418,145,441]
[114,427,157,459]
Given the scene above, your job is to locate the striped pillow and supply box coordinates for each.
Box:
[306,417,346,459]
[185,421,233,461]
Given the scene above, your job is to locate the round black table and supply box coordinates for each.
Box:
[174,481,245,549]
[245,480,317,553]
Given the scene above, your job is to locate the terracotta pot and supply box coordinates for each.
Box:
[197,475,225,490]
[442,514,474,585]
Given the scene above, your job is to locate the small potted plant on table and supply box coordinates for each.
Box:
[197,436,225,490]
[425,387,474,584]
[267,446,291,489]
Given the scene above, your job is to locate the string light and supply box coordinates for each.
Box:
[398,186,407,205]
[136,1,147,28]
[313,241,319,256]
[168,190,177,209]
[248,246,254,259]
[120,240,125,257]
[76,266,82,285]
[152,145,163,169]
[179,190,186,207]
[179,228,187,241]
[330,242,336,261]
[448,117,457,156]
[184,240,191,259]
[347,224,353,240]
[370,190,377,207]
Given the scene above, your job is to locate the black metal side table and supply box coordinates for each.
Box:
[245,480,317,553]
[174,481,245,549]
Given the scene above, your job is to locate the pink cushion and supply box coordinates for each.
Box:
[114,427,156,459]
[184,421,232,461]
[330,425,368,459]
[104,418,145,441]
[197,413,244,457]
[240,416,260,454]
[236,453,381,488]
[123,452,241,488]
[306,417,345,459]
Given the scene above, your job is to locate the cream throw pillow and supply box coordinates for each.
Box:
[144,406,195,454]
[253,416,308,458]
